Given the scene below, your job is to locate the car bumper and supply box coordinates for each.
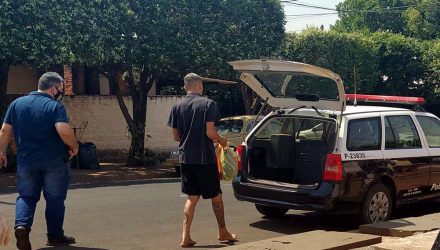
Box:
[232,176,349,212]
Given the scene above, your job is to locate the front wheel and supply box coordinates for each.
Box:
[360,183,393,224]
[255,204,288,218]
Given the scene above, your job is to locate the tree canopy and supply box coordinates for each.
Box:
[281,29,380,94]
[281,29,439,103]
[0,0,285,163]
[334,0,440,40]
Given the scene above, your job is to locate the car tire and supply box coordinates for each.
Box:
[360,183,393,224]
[255,204,288,218]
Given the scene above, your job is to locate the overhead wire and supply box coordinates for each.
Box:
[286,14,338,21]
[286,13,338,17]
[281,0,440,14]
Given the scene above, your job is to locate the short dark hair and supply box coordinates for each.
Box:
[38,72,64,90]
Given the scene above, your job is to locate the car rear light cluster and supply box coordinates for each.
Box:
[237,144,243,171]
[323,154,343,181]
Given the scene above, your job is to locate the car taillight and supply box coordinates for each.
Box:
[237,144,243,171]
[323,154,343,182]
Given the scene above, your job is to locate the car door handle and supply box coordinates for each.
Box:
[385,159,398,165]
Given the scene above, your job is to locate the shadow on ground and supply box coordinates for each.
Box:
[0,163,180,195]
[250,212,359,235]
[250,198,440,235]
[392,198,440,219]
[38,247,108,250]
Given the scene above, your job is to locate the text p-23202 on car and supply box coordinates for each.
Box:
[228,59,440,224]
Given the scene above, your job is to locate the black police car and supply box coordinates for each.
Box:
[228,59,440,224]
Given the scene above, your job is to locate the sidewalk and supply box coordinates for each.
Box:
[366,230,439,250]
[223,213,440,250]
[0,162,179,192]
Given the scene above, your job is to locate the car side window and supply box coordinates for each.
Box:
[416,115,440,148]
[254,118,286,139]
[347,117,381,151]
[385,115,421,149]
[297,120,324,140]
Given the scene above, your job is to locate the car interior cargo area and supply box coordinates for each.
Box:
[247,116,337,185]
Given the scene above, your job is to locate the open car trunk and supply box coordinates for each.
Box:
[247,115,337,187]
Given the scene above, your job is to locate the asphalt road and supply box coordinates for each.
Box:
[0,180,439,250]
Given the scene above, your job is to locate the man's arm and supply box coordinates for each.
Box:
[172,128,181,142]
[55,122,79,158]
[9,135,16,154]
[0,209,10,246]
[0,123,13,166]
[206,122,227,147]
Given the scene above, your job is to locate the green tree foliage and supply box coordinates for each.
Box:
[0,0,285,164]
[422,39,440,102]
[281,29,438,102]
[0,1,26,121]
[334,0,440,40]
[370,32,428,97]
[36,0,284,164]
[281,29,380,94]
[0,1,72,122]
[86,0,284,163]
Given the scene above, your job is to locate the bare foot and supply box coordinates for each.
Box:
[181,239,196,248]
[218,232,238,242]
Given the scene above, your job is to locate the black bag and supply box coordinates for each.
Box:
[71,142,100,169]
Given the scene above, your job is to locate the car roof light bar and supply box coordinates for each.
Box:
[345,94,425,105]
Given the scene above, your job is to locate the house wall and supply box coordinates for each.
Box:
[7,65,157,97]
[7,65,39,94]
[62,95,182,151]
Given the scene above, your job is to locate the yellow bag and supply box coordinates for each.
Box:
[216,144,238,181]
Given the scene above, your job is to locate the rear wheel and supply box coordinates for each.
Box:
[360,183,393,224]
[255,204,288,218]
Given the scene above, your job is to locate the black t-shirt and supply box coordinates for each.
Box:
[168,93,220,164]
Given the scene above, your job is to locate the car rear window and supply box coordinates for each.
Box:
[253,116,334,141]
[347,117,381,151]
[254,72,339,101]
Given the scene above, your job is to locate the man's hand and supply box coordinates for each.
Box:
[206,122,227,148]
[0,152,7,169]
[68,146,79,159]
[218,136,227,148]
[55,122,79,154]
[0,210,11,246]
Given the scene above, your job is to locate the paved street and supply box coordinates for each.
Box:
[0,181,439,250]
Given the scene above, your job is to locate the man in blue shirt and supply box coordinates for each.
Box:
[168,73,237,248]
[0,72,79,250]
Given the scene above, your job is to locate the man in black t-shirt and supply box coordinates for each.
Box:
[168,73,238,248]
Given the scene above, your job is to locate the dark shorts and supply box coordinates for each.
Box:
[180,164,222,199]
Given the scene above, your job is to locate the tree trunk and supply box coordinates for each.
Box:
[108,65,156,166]
[0,61,10,123]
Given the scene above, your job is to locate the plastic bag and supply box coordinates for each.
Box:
[215,144,238,181]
